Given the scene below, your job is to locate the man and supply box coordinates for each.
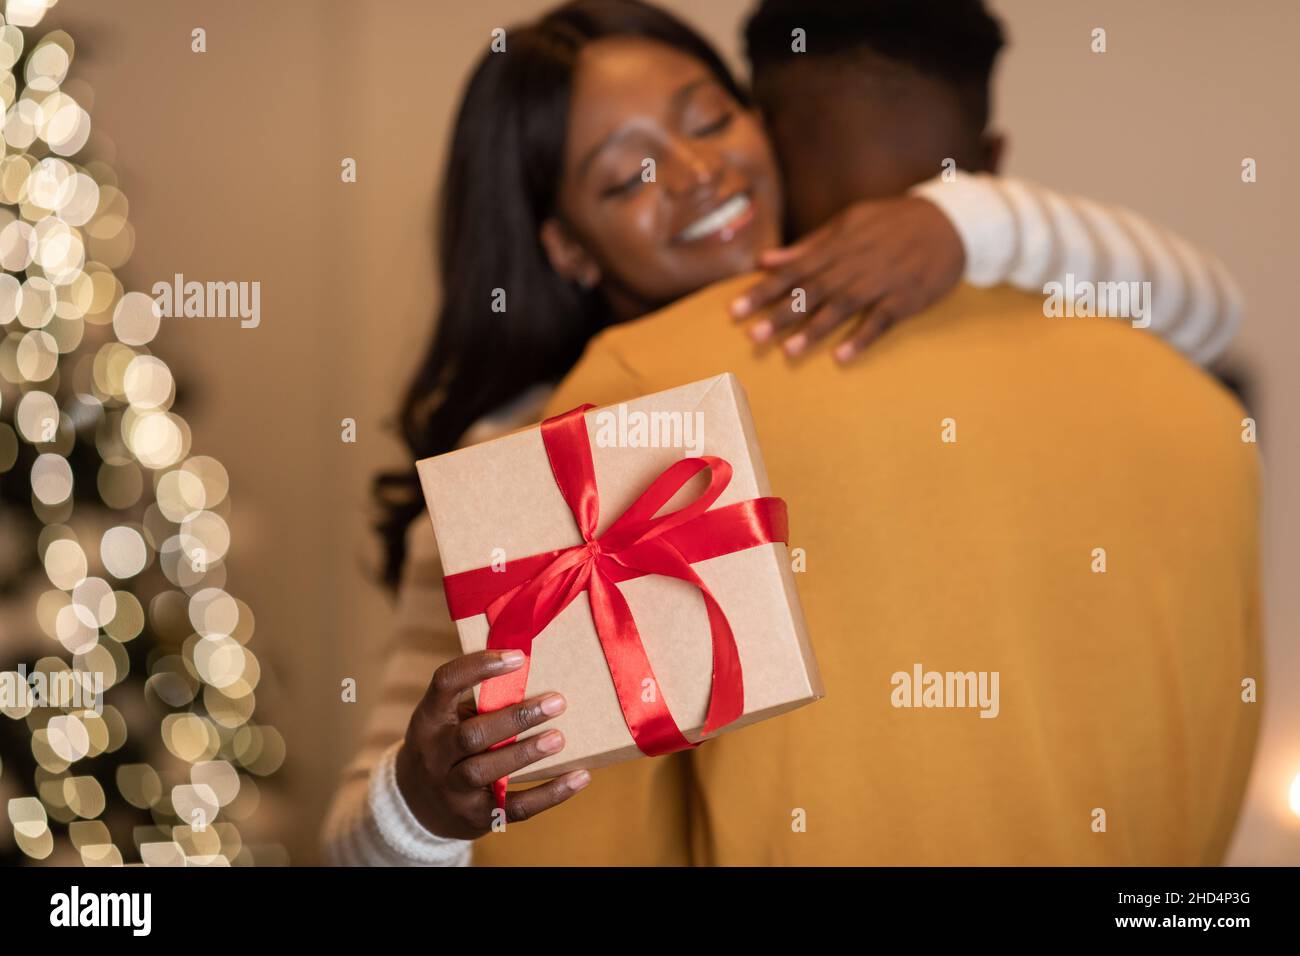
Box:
[527,0,1260,864]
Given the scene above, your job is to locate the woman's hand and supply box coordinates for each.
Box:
[729,195,965,363]
[394,649,589,839]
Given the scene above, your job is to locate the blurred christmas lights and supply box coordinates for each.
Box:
[0,0,282,865]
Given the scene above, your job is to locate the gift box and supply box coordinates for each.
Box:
[416,373,823,794]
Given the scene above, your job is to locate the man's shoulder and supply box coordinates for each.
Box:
[910,284,1249,435]
[584,277,1159,380]
[570,277,1248,445]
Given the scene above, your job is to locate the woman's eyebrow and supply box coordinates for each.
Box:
[576,78,716,181]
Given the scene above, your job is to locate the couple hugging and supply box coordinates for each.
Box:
[324,0,1258,867]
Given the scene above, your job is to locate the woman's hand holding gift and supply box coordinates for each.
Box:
[395,649,590,838]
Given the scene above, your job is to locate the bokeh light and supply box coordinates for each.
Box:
[0,2,280,867]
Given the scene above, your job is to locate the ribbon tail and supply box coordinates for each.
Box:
[612,540,746,739]
[477,656,531,812]
[698,588,744,734]
[588,567,694,756]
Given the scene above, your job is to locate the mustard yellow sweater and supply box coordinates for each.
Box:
[469,279,1260,866]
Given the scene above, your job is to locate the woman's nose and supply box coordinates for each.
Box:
[661,138,723,196]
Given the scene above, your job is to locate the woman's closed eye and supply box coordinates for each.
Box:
[602,167,647,199]
[688,111,734,138]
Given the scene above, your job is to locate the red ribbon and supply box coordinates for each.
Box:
[442,404,788,810]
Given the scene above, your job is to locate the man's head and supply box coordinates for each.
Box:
[745,0,1006,235]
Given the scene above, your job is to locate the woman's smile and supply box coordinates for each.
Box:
[673,191,756,245]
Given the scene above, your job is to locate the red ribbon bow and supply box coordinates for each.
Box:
[442,404,788,809]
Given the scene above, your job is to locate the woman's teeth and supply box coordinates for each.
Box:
[677,193,751,242]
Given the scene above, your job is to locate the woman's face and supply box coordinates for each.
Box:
[544,37,782,320]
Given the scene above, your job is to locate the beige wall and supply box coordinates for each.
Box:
[47,0,1297,864]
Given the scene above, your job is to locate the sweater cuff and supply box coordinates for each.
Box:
[368,742,473,866]
[910,171,1017,287]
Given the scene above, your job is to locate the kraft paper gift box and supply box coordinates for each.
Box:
[416,373,824,783]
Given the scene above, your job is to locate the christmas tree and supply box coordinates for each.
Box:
[0,0,282,866]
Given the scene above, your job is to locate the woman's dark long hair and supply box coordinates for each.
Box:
[374,0,749,589]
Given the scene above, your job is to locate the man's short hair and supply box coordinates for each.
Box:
[744,0,1007,131]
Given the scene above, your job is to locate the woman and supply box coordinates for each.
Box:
[323,0,1241,866]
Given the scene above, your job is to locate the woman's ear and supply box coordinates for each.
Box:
[540,218,600,289]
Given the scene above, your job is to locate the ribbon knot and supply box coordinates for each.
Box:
[441,403,789,809]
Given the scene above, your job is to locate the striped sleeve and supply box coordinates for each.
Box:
[320,517,473,866]
[910,171,1243,364]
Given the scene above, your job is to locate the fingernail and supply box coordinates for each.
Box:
[730,297,751,318]
[540,693,566,716]
[567,770,591,791]
[499,650,526,667]
[749,319,773,343]
[834,342,856,363]
[537,730,564,753]
[784,333,806,356]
